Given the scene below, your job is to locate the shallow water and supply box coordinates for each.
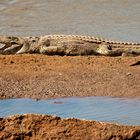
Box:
[0,97,140,126]
[0,0,140,42]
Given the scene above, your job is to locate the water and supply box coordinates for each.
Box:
[0,97,140,126]
[0,0,140,42]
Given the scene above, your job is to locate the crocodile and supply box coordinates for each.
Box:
[0,35,140,56]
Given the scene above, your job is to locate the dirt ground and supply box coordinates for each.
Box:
[0,114,140,140]
[0,54,140,99]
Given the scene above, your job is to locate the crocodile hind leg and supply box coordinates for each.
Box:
[121,50,140,56]
[96,44,114,56]
[106,48,140,56]
[96,44,140,56]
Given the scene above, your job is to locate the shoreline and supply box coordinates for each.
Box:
[0,95,140,100]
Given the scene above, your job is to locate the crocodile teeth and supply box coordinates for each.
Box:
[4,45,21,54]
[0,43,5,50]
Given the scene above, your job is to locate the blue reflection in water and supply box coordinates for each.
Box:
[0,97,140,126]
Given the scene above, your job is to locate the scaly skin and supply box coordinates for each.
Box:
[0,35,140,56]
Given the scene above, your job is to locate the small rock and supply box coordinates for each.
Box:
[126,73,131,76]
[10,61,14,64]
[59,73,62,76]
[35,98,40,101]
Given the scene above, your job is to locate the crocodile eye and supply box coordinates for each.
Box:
[8,37,12,39]
[32,40,36,42]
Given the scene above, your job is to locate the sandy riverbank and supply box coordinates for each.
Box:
[0,55,140,139]
[0,114,140,140]
[0,55,140,99]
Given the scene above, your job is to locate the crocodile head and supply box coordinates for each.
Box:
[0,36,24,54]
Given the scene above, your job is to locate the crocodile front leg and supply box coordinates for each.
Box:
[40,46,66,55]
